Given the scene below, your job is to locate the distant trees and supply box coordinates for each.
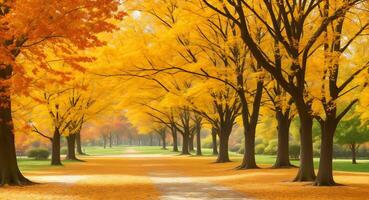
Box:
[336,117,369,164]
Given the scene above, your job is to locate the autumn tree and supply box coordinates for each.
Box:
[202,0,368,185]
[0,0,123,185]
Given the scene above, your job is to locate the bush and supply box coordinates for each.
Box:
[201,135,213,148]
[61,147,68,155]
[264,139,277,155]
[27,148,50,160]
[255,144,265,154]
[289,144,300,160]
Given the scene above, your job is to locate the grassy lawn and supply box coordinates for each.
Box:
[17,145,369,173]
[17,158,79,171]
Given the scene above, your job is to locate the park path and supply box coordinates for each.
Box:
[150,171,250,200]
[0,153,251,200]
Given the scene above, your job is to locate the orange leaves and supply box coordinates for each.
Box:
[0,0,125,97]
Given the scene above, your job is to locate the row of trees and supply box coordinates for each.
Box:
[94,0,369,186]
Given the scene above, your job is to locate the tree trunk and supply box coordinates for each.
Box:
[66,134,78,160]
[273,111,293,168]
[171,126,179,152]
[196,126,202,156]
[161,132,167,149]
[76,131,85,155]
[216,133,230,163]
[51,128,62,165]
[239,127,258,169]
[211,128,218,155]
[351,144,357,164]
[189,134,194,152]
[109,133,112,148]
[0,68,32,185]
[294,114,316,182]
[181,132,190,155]
[315,122,336,186]
[103,135,106,149]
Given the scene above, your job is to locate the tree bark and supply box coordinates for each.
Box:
[294,113,316,181]
[76,131,85,155]
[181,131,190,155]
[237,80,263,169]
[109,133,112,148]
[66,134,78,160]
[51,128,62,166]
[216,133,230,163]
[211,128,218,155]
[351,144,357,164]
[161,131,167,149]
[196,125,202,156]
[171,125,178,152]
[103,135,107,149]
[273,111,293,168]
[189,134,194,152]
[315,122,336,186]
[0,67,32,185]
[239,127,258,168]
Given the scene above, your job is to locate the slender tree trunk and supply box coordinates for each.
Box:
[196,126,202,156]
[76,131,85,155]
[351,144,357,164]
[216,132,230,163]
[51,128,62,166]
[294,113,316,182]
[103,135,106,149]
[211,128,218,155]
[161,132,167,149]
[171,126,178,152]
[66,134,78,160]
[0,68,32,185]
[109,133,112,148]
[315,122,336,186]
[274,111,293,168]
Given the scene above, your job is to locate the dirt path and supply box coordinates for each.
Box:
[0,155,368,200]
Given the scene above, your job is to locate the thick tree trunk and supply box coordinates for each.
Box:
[181,132,190,155]
[0,70,32,185]
[315,122,336,186]
[239,127,258,169]
[196,126,202,156]
[294,114,316,182]
[216,133,230,163]
[189,134,194,152]
[274,111,293,168]
[171,126,178,152]
[211,128,218,155]
[51,129,62,166]
[76,131,85,155]
[351,144,357,164]
[66,134,78,160]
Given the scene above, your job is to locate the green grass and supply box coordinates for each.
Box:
[17,158,79,171]
[17,145,369,173]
